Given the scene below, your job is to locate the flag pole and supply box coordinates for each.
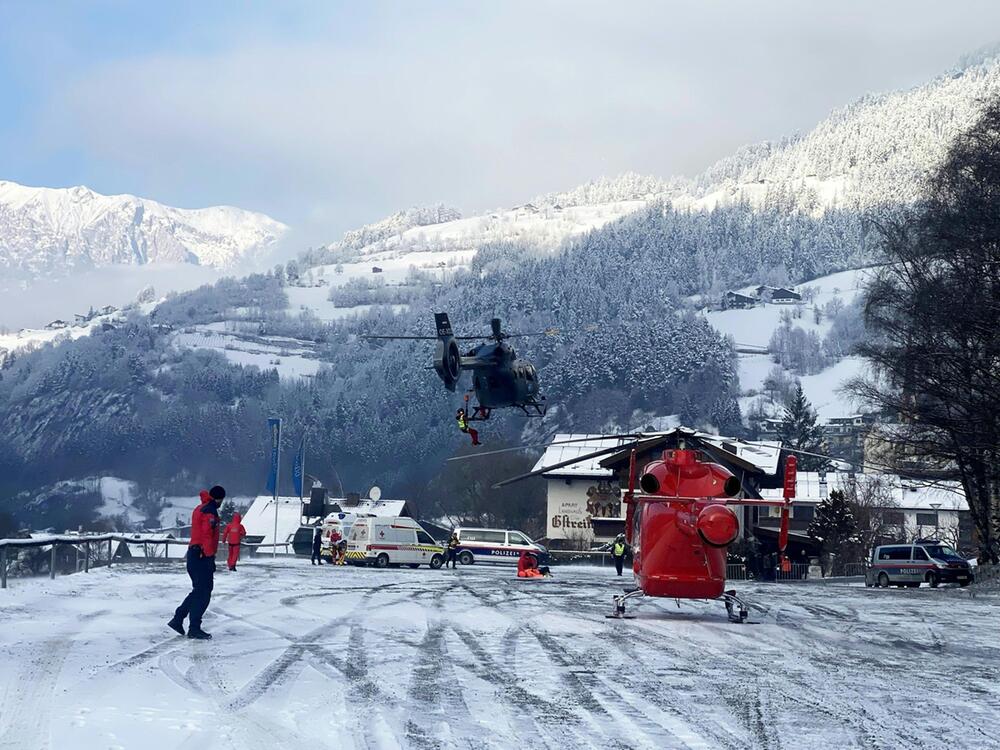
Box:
[273,420,282,559]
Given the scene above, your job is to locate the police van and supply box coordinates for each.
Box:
[865,540,973,588]
[346,516,445,569]
[452,527,547,566]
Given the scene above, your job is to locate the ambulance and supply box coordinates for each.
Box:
[346,516,445,569]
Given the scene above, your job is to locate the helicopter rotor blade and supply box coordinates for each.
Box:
[447,434,644,462]
[360,335,441,341]
[491,439,643,489]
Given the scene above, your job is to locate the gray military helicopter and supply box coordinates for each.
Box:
[363,313,551,419]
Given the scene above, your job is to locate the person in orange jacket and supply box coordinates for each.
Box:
[517,549,544,578]
[222,512,247,571]
[168,485,225,640]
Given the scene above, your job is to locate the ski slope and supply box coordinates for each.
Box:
[1,561,997,749]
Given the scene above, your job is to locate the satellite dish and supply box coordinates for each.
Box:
[369,485,382,502]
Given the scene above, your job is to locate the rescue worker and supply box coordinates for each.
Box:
[447,531,459,569]
[336,539,348,565]
[517,549,545,578]
[611,533,629,577]
[311,525,324,565]
[222,512,247,571]
[456,409,481,446]
[168,485,225,639]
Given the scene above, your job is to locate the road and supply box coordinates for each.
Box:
[1,560,998,749]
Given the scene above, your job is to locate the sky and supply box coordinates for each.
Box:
[2,1,1000,248]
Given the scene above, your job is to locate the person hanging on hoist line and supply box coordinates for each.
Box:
[456,408,481,446]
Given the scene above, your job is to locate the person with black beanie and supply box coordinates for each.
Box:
[168,485,225,639]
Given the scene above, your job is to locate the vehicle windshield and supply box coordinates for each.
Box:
[923,545,961,560]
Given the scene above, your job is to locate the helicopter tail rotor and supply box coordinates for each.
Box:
[433,313,461,390]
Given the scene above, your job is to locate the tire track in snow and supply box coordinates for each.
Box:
[0,638,71,750]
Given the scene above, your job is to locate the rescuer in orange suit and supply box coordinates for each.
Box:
[517,549,550,578]
[222,512,247,571]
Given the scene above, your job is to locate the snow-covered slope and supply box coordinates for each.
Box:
[0,180,288,276]
[683,54,1000,215]
[303,53,1000,282]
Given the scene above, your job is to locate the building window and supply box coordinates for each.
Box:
[793,505,815,521]
[885,511,904,525]
[916,512,938,527]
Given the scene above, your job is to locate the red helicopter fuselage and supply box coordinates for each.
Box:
[628,448,743,600]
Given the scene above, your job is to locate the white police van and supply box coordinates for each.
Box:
[452,527,547,566]
[346,516,444,569]
[865,540,973,588]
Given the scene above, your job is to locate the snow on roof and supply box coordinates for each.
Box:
[351,498,409,517]
[244,496,308,546]
[760,472,968,510]
[531,434,632,478]
[700,435,783,475]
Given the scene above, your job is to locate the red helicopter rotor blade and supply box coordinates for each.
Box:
[624,449,637,545]
[778,455,797,561]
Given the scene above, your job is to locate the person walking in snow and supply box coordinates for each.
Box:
[168,485,225,640]
[222,512,247,571]
[311,525,324,565]
[611,533,629,577]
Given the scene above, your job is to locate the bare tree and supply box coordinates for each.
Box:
[848,99,1000,562]
[842,474,900,563]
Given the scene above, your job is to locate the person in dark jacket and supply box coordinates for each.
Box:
[168,485,225,639]
[311,525,324,565]
[446,531,459,569]
[611,533,629,576]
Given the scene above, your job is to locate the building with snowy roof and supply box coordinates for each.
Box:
[754,471,971,555]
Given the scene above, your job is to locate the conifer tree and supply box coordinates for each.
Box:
[807,489,858,575]
[777,384,828,470]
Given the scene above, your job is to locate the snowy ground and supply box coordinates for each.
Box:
[2,561,998,749]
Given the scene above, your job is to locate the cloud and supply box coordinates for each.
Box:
[18,1,1000,245]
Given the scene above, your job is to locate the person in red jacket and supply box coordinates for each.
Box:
[168,485,225,639]
[222,512,247,571]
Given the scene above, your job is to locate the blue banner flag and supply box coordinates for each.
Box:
[292,436,305,499]
[266,418,281,495]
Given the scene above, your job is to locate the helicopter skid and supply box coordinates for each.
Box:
[606,587,644,618]
[720,589,750,624]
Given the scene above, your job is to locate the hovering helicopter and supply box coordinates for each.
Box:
[490,429,797,622]
[363,312,551,419]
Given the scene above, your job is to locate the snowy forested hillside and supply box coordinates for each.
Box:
[0,180,287,277]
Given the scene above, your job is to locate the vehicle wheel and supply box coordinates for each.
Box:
[375,553,390,569]
[877,572,890,588]
[407,563,420,569]
[459,551,474,566]
[430,555,443,570]
[926,571,939,588]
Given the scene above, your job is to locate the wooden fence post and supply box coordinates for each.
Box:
[1,546,7,589]
[50,544,57,580]
[108,538,113,567]
[84,542,90,573]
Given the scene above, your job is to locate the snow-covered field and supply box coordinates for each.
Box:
[1,561,997,749]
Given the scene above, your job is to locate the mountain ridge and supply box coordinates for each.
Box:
[0,179,288,277]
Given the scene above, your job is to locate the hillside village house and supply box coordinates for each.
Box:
[723,290,757,309]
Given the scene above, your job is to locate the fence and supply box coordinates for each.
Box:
[0,534,292,589]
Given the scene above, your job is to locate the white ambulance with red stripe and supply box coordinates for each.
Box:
[346,516,445,569]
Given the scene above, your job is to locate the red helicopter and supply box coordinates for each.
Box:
[491,430,798,623]
[604,444,796,622]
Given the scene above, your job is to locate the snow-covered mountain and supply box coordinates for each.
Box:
[302,52,1000,280]
[0,180,288,276]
